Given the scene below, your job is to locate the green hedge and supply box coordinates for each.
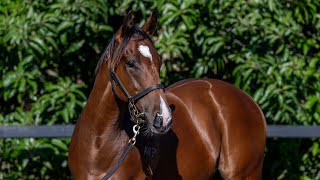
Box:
[1,0,319,179]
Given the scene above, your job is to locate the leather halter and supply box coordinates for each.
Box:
[110,69,164,103]
[110,68,164,124]
[101,69,164,180]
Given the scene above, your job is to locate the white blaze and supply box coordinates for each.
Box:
[159,95,172,126]
[138,45,152,61]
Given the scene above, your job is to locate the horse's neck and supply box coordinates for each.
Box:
[77,62,152,177]
[79,63,129,152]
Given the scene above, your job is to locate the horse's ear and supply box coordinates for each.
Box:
[119,11,136,38]
[142,11,158,36]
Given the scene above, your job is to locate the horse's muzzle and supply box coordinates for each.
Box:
[151,111,172,134]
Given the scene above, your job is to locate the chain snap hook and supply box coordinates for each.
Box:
[128,124,140,145]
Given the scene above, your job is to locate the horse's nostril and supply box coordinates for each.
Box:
[153,113,163,128]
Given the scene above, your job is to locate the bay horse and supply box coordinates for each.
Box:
[68,11,267,180]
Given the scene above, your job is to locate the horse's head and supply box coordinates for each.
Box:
[106,11,172,135]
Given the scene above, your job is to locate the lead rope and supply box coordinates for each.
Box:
[101,125,141,180]
[104,68,163,179]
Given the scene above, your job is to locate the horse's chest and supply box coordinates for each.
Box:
[151,130,218,179]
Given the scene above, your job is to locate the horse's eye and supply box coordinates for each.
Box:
[126,60,136,68]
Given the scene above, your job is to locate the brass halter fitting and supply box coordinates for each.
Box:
[128,101,146,124]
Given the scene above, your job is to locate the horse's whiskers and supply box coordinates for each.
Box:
[141,124,154,138]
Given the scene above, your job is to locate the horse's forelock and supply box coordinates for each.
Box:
[95,27,154,75]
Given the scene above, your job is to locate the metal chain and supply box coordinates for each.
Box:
[128,101,145,124]
[127,101,144,145]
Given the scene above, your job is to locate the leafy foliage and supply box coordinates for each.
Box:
[0,0,110,179]
[1,0,320,179]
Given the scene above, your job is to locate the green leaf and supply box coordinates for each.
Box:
[57,21,74,32]
[65,40,85,54]
[51,139,68,151]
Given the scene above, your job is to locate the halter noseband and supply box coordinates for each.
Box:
[109,68,164,124]
[110,69,164,102]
